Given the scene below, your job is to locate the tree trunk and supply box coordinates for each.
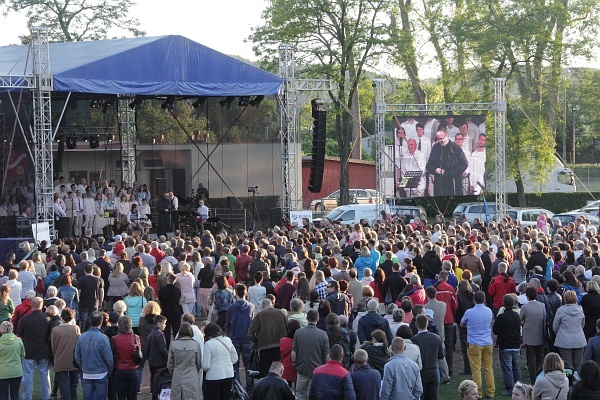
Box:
[515,170,527,207]
[350,65,362,159]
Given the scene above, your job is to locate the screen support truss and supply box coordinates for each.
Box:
[372,78,507,220]
[118,97,137,187]
[278,44,334,216]
[0,27,55,237]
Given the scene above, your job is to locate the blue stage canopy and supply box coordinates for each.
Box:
[0,35,282,96]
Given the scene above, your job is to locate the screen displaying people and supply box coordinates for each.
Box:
[394,115,487,197]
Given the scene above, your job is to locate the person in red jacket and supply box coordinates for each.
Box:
[488,262,516,315]
[235,245,252,285]
[434,270,459,375]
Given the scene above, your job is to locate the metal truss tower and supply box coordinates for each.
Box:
[493,78,508,221]
[30,27,55,237]
[372,79,386,214]
[377,79,507,218]
[278,44,298,216]
[118,97,137,187]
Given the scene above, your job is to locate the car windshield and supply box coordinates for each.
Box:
[325,209,345,220]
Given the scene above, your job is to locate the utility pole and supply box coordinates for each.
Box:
[572,107,577,165]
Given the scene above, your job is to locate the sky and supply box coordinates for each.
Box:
[0,0,266,60]
[0,0,596,80]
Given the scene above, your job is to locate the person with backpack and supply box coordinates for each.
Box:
[325,313,353,369]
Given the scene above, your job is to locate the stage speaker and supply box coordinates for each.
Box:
[56,217,72,239]
[308,106,326,193]
[226,196,241,209]
[0,216,17,238]
[269,207,283,227]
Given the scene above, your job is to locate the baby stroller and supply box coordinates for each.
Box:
[151,368,172,400]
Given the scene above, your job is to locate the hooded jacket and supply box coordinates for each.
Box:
[226,299,254,345]
[553,303,587,349]
[488,273,516,309]
[533,370,569,400]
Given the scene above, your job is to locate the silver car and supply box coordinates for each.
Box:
[310,189,380,211]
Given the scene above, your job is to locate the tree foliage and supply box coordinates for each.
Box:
[250,0,390,204]
[1,0,144,42]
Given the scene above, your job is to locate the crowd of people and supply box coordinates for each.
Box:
[2,207,600,400]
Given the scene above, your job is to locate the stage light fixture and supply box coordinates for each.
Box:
[129,96,144,110]
[90,99,102,108]
[238,96,251,107]
[192,97,207,109]
[249,95,265,108]
[219,96,235,109]
[66,137,77,149]
[89,136,100,149]
[161,97,175,111]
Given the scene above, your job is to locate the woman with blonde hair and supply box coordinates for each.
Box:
[31,252,46,279]
[137,300,162,393]
[553,290,586,372]
[511,382,533,400]
[533,353,568,400]
[176,262,196,315]
[458,379,478,400]
[124,282,147,334]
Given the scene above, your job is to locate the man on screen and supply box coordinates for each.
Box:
[401,139,427,196]
[415,123,432,159]
[445,117,460,140]
[468,134,487,194]
[395,127,407,184]
[426,127,469,196]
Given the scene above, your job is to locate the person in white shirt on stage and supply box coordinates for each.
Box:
[401,117,418,139]
[425,117,440,142]
[395,127,408,188]
[468,134,487,195]
[196,199,209,235]
[73,190,84,236]
[138,198,152,235]
[415,123,432,159]
[401,139,427,197]
[445,117,460,140]
[82,190,96,231]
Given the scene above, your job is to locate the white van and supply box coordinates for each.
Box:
[320,204,391,226]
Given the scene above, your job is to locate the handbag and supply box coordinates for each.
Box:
[133,334,143,365]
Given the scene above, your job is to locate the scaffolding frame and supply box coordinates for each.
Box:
[372,78,508,218]
[118,97,137,187]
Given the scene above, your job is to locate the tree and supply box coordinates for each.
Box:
[1,0,144,42]
[250,0,390,205]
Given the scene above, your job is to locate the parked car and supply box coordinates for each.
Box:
[553,212,600,226]
[391,205,428,223]
[506,208,554,227]
[309,189,380,211]
[452,202,500,223]
[315,204,392,226]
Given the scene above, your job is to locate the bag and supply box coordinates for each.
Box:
[36,278,45,294]
[544,322,556,343]
[133,334,143,365]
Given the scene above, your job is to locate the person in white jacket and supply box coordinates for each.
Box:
[202,322,238,399]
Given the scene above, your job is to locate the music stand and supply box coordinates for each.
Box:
[403,171,423,197]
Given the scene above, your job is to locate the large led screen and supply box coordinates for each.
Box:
[393,115,487,197]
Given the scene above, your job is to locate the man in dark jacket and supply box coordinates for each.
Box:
[325,280,351,317]
[425,126,468,196]
[387,262,407,303]
[350,349,381,400]
[493,294,522,397]
[77,263,103,330]
[526,242,548,275]
[17,297,51,400]
[292,309,330,400]
[226,284,256,392]
[411,314,444,400]
[251,361,295,400]
[357,299,393,345]
[158,273,182,348]
[422,242,442,288]
[248,298,288,378]
[145,315,168,392]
